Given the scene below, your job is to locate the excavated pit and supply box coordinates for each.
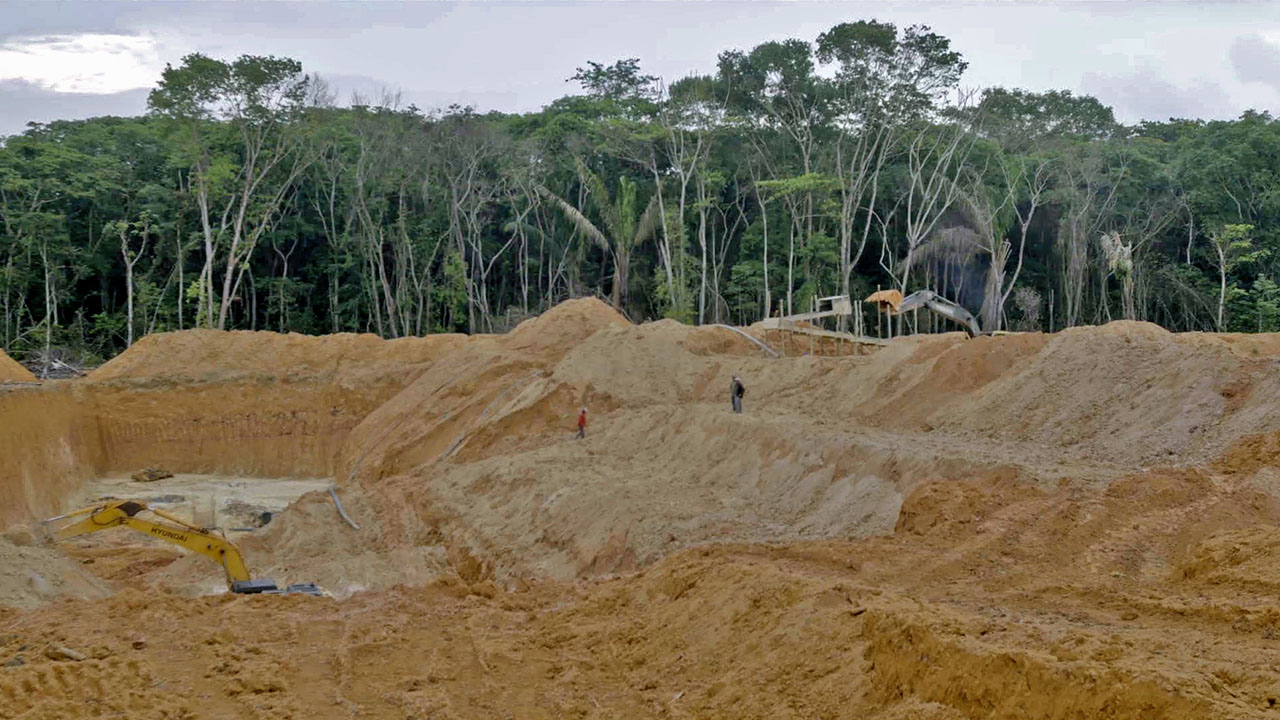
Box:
[72,473,332,528]
[7,302,1280,718]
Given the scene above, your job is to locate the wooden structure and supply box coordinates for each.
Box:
[754,294,888,351]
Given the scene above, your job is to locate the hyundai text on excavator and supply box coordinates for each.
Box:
[42,499,324,596]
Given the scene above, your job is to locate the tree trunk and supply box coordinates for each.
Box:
[176,231,184,331]
[761,197,771,321]
[615,247,630,312]
[39,242,53,377]
[1122,273,1136,321]
[786,219,795,316]
[1218,245,1227,331]
[697,202,708,325]
[195,179,219,328]
[980,241,1011,332]
[123,253,135,347]
[216,233,240,330]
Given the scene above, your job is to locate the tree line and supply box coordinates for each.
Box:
[2,20,1278,367]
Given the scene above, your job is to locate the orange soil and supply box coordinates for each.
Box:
[5,300,1280,718]
[0,349,34,383]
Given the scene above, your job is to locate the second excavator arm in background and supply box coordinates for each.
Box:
[44,499,322,596]
[895,289,984,338]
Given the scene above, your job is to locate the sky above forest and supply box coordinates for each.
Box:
[2,0,1279,136]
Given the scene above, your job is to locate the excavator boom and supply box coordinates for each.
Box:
[44,499,322,596]
[51,500,253,584]
[896,290,983,338]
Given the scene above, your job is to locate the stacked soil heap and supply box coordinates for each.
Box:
[0,349,34,383]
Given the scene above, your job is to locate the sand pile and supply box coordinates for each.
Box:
[502,296,630,352]
[0,348,34,383]
[90,328,467,383]
[769,320,1280,468]
[929,321,1280,465]
[203,310,1280,596]
[13,305,1280,591]
[0,531,110,609]
[249,311,1280,592]
[252,308,919,591]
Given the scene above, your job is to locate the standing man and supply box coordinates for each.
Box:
[730,375,745,414]
[577,406,587,438]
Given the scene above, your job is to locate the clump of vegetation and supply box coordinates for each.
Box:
[2,22,1279,360]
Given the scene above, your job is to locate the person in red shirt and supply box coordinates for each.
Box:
[576,406,587,439]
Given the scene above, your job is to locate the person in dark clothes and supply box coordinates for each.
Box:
[730,375,745,414]
[576,406,587,438]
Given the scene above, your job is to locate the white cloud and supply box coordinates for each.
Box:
[1231,34,1280,96]
[0,33,161,94]
[1080,65,1235,123]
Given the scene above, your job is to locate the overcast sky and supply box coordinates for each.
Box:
[2,0,1279,136]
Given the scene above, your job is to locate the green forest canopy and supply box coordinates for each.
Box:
[2,19,1279,368]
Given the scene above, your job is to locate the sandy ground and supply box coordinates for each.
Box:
[6,300,1280,717]
[73,473,333,528]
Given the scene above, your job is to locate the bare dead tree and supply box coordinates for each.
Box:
[115,215,153,346]
[897,90,980,297]
[1055,147,1126,327]
[998,153,1051,319]
[833,114,896,326]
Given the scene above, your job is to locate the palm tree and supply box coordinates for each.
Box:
[539,159,661,311]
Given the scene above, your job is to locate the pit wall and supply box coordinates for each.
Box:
[0,384,106,527]
[0,375,422,529]
[87,378,410,478]
[0,327,477,530]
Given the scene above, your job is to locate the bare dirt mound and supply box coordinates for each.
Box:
[0,348,34,383]
[503,296,630,353]
[89,328,467,383]
[929,321,1280,465]
[15,308,1280,593]
[254,315,1280,593]
[0,530,110,609]
[259,309,927,591]
[783,320,1280,467]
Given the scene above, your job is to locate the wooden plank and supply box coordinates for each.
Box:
[762,324,889,346]
[756,309,841,325]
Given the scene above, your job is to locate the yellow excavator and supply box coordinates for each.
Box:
[43,499,324,596]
